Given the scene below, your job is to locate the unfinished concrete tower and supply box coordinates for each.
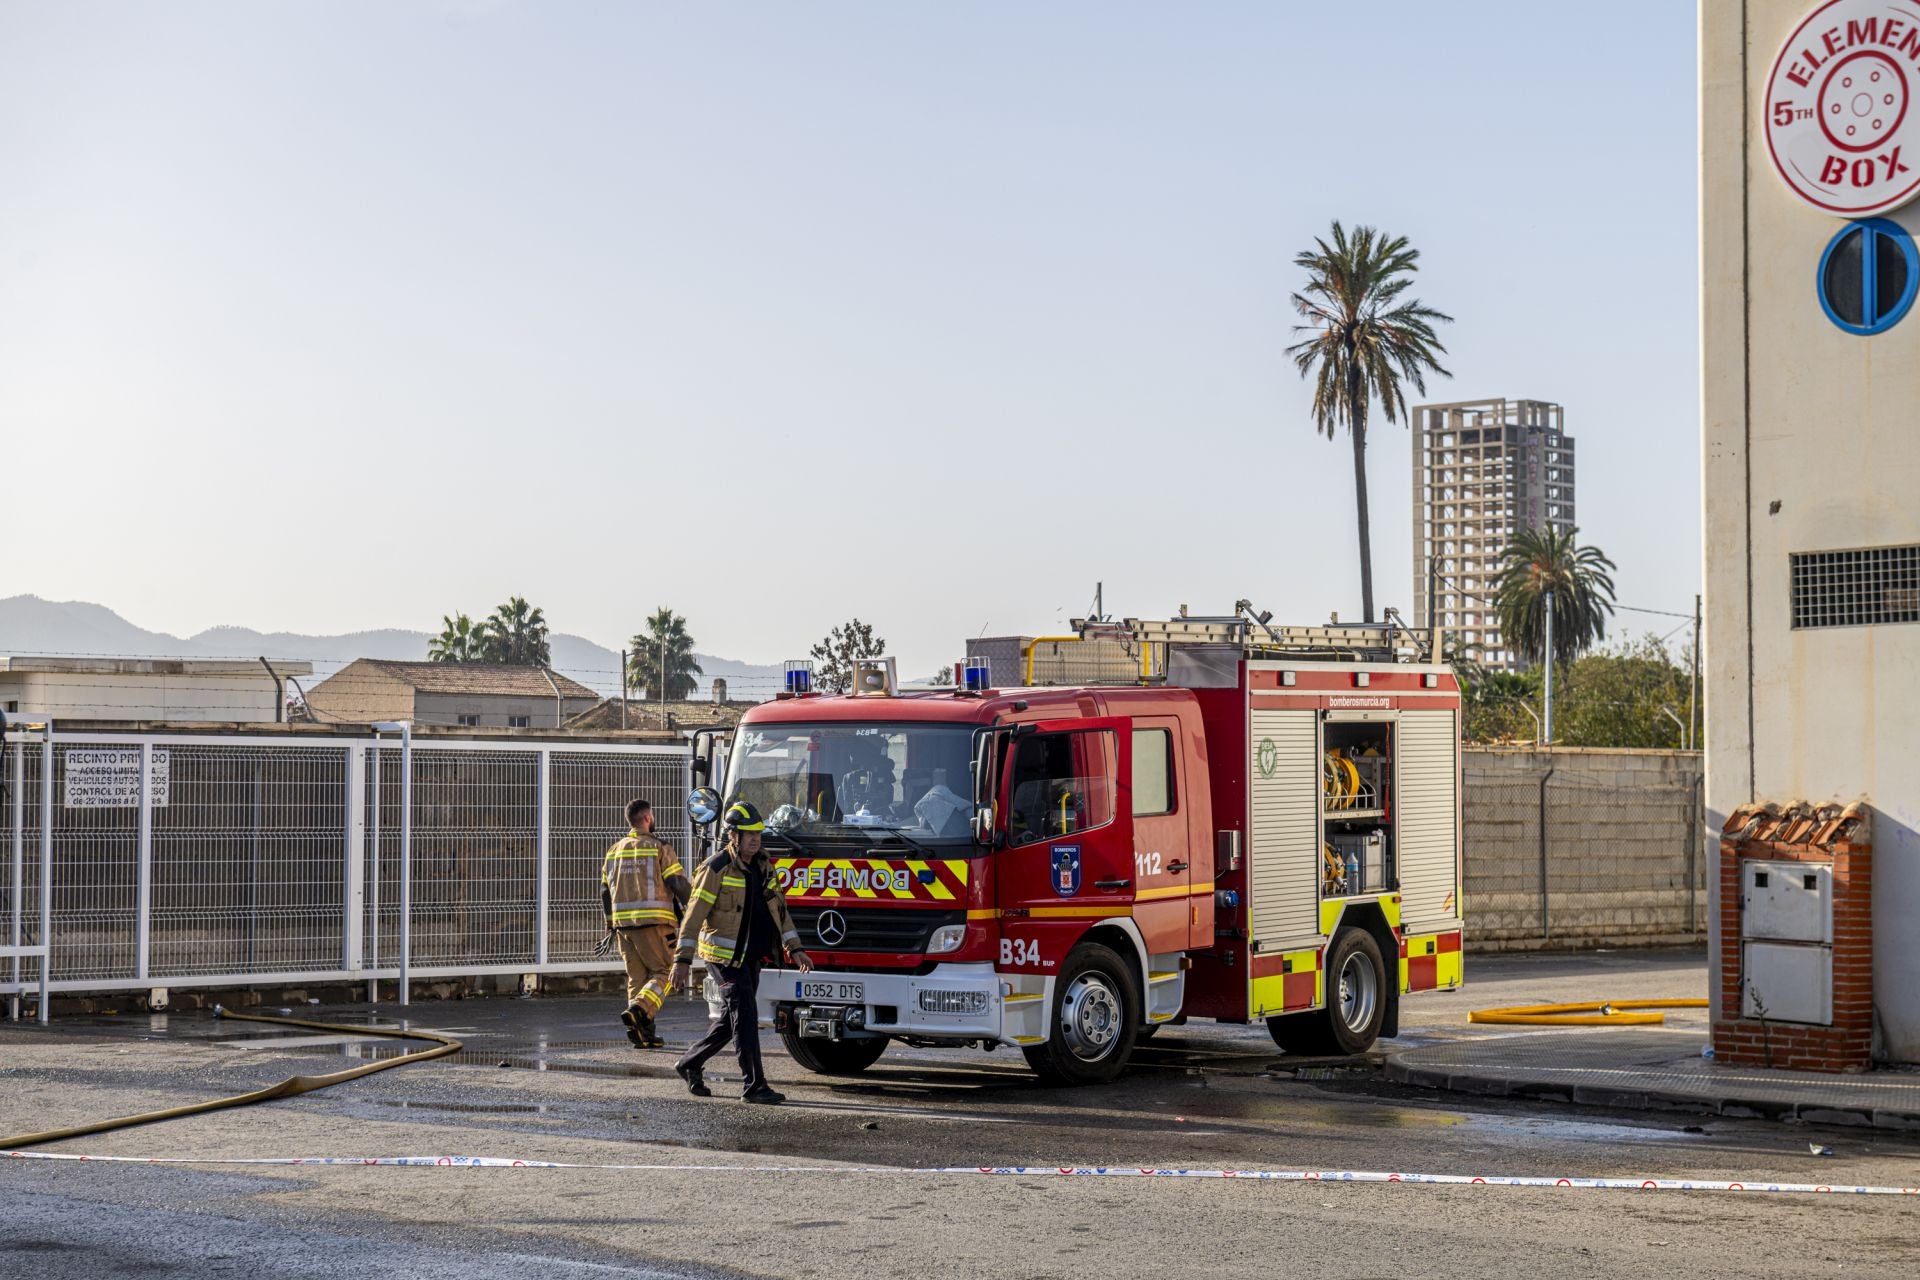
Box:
[1411,398,1575,669]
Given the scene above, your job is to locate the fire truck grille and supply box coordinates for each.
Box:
[786,906,965,953]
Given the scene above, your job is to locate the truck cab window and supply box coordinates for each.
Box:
[1131,729,1174,816]
[1006,730,1115,847]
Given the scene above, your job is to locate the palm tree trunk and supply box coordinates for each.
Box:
[1350,419,1375,623]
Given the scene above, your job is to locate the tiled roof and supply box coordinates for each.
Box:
[356,661,599,700]
[564,698,749,731]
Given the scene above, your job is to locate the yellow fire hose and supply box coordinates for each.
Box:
[1,1007,462,1151]
[1468,999,1708,1027]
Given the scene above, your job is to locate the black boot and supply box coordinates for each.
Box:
[741,1086,786,1105]
[676,1063,711,1097]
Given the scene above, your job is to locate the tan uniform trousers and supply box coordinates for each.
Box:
[617,923,677,1018]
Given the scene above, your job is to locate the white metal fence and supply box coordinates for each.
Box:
[2,723,691,1018]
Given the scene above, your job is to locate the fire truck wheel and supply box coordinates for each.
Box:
[1023,943,1139,1086]
[780,1031,889,1076]
[1265,928,1387,1056]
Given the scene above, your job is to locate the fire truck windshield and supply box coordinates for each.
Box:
[726,723,975,845]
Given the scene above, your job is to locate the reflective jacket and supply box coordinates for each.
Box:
[675,848,808,968]
[601,832,690,929]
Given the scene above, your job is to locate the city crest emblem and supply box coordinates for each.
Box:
[1050,844,1082,898]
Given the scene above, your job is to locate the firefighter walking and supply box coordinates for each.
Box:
[601,799,690,1048]
[670,801,812,1104]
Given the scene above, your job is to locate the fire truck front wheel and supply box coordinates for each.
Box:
[1023,943,1140,1086]
[1266,927,1387,1056]
[781,1031,889,1076]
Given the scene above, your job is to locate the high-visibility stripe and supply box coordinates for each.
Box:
[1024,905,1132,920]
[694,888,718,904]
[611,909,676,925]
[1134,884,1213,903]
[773,857,972,903]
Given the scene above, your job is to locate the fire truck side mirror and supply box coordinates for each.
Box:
[971,803,995,846]
[688,729,717,782]
[687,787,721,827]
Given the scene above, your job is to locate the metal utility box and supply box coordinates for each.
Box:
[1742,940,1834,1025]
[1742,859,1833,943]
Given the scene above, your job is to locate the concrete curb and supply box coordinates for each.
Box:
[1383,1057,1920,1131]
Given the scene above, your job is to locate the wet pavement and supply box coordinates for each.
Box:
[4,949,1919,1278]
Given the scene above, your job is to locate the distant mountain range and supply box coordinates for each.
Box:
[0,595,782,699]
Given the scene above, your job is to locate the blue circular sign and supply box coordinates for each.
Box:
[1817,217,1919,335]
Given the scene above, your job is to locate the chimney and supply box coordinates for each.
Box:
[711,677,728,703]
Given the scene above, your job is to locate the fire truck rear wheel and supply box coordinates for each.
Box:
[1265,927,1387,1056]
[1023,942,1139,1086]
[781,1031,889,1076]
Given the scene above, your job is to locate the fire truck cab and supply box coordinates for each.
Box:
[686,615,1464,1085]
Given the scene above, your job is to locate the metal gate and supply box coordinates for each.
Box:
[1,720,693,1017]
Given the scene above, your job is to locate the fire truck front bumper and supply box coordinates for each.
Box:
[758,962,1017,1044]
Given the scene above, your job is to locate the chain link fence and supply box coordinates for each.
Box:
[1464,750,1706,950]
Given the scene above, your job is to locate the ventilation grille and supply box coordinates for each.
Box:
[1790,545,1920,629]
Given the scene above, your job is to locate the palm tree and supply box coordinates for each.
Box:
[428,613,489,663]
[1492,525,1617,668]
[627,607,703,701]
[1287,221,1453,622]
[482,596,551,666]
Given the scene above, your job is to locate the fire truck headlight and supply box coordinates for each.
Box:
[926,924,966,954]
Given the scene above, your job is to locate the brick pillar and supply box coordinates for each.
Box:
[1712,804,1872,1072]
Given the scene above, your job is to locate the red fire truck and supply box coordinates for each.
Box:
[685,614,1464,1085]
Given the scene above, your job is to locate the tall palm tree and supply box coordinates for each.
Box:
[1492,525,1617,668]
[428,613,489,663]
[482,595,551,666]
[627,607,703,701]
[1287,221,1452,622]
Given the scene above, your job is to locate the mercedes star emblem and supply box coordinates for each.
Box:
[815,909,847,947]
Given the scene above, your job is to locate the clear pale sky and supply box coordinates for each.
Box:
[0,2,1700,676]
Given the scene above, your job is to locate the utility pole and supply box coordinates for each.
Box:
[1688,593,1702,752]
[660,645,667,729]
[1542,593,1555,745]
[619,649,628,730]
[1426,556,1438,633]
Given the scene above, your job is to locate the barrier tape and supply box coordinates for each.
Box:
[6,1150,1918,1196]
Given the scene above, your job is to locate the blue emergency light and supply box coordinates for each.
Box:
[962,657,991,692]
[784,660,814,695]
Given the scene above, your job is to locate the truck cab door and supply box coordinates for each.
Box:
[1128,716,1200,954]
[996,717,1134,934]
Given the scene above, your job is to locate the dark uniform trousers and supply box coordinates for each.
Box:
[676,963,765,1095]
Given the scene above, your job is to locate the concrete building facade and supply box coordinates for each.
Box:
[1410,398,1576,668]
[302,660,599,729]
[1703,0,1920,1063]
[0,657,312,723]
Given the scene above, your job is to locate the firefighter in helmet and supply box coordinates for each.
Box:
[601,798,691,1048]
[670,800,812,1103]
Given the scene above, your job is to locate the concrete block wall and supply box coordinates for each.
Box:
[1463,748,1705,952]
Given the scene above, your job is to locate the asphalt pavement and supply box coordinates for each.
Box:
[4,948,1917,1279]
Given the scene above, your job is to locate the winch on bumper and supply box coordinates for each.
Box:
[759,962,1013,1043]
